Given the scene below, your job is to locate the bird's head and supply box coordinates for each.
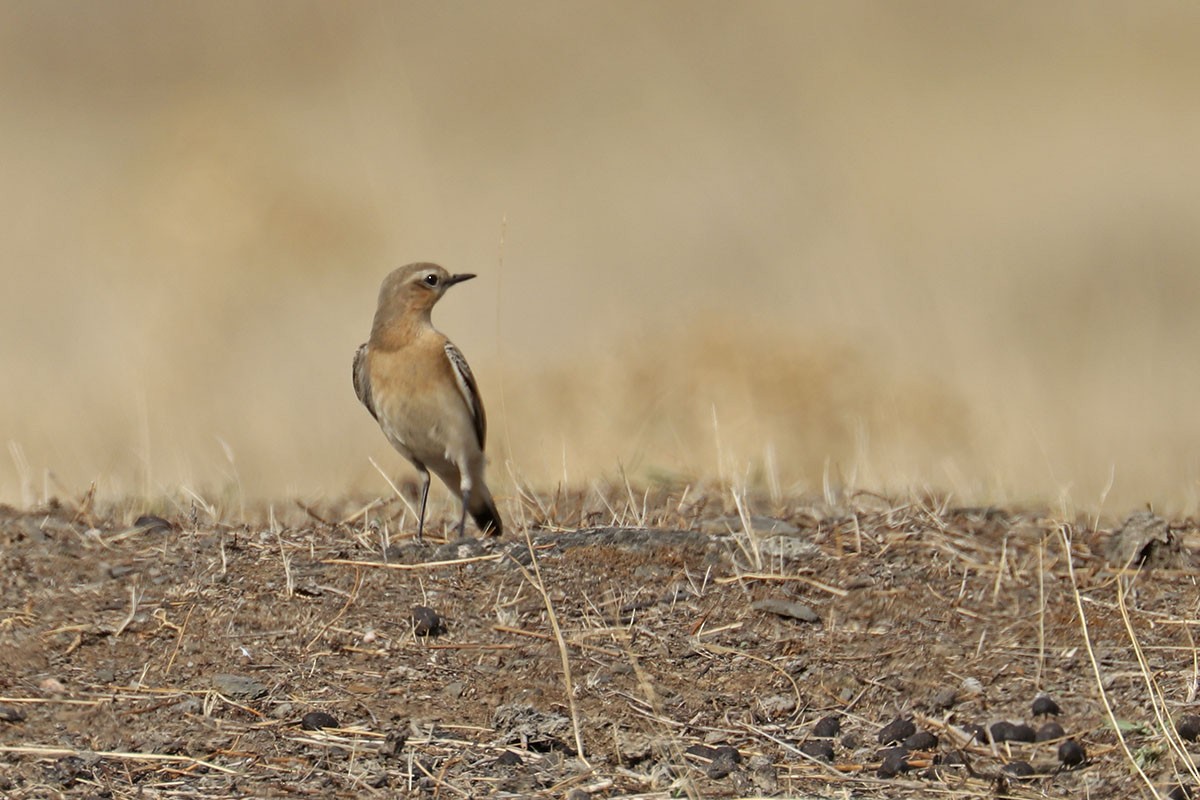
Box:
[373,262,476,328]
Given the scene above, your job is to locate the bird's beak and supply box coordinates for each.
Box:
[446,273,476,287]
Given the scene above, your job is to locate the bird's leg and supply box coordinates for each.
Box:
[457,486,470,540]
[416,468,431,543]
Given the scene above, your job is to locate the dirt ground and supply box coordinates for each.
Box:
[1,488,1198,799]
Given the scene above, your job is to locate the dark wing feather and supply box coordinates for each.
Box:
[444,341,486,448]
[352,343,377,420]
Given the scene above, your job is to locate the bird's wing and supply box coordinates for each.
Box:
[352,343,378,420]
[444,341,486,448]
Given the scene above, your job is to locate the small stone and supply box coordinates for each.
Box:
[757,535,820,560]
[1003,760,1035,778]
[1036,721,1065,742]
[959,677,985,695]
[565,789,589,800]
[930,688,958,710]
[1057,739,1086,768]
[269,702,294,720]
[1031,695,1061,717]
[903,731,938,750]
[443,681,464,699]
[0,704,26,723]
[750,598,820,624]
[812,715,841,738]
[1177,715,1200,742]
[132,514,173,534]
[877,716,916,745]
[38,677,66,695]
[411,605,444,636]
[758,693,796,717]
[212,674,267,699]
[301,711,339,730]
[749,755,779,792]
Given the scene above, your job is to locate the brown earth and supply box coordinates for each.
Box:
[1,490,1198,799]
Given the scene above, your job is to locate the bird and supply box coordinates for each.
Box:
[353,262,502,540]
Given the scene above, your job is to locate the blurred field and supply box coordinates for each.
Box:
[3,2,1200,512]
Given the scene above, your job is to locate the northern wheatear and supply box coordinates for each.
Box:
[353,263,502,539]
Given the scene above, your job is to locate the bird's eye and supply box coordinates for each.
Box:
[424,273,439,287]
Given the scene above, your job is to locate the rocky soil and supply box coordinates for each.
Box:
[1,490,1198,798]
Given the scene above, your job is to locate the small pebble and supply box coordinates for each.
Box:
[1057,739,1086,768]
[301,711,339,731]
[877,716,916,745]
[930,687,958,710]
[1177,715,1200,742]
[1003,760,1035,778]
[0,704,26,723]
[38,677,66,695]
[904,731,938,750]
[411,605,444,636]
[799,740,834,762]
[750,598,820,623]
[812,715,840,738]
[1036,721,1065,742]
[1031,695,1061,717]
[132,514,173,534]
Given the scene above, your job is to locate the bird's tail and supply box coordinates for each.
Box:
[469,483,503,537]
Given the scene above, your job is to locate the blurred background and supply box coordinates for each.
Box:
[3,2,1199,514]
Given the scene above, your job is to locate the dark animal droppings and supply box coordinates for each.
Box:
[301,711,339,730]
[799,740,834,762]
[812,715,841,738]
[903,730,938,750]
[1036,721,1065,741]
[877,716,916,745]
[1031,695,1061,717]
[1177,715,1200,742]
[877,748,910,778]
[1003,761,1035,778]
[1058,739,1086,768]
[411,605,444,636]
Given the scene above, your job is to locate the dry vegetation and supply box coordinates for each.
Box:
[4,3,1200,510]
[4,5,1200,798]
[1,486,1198,798]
